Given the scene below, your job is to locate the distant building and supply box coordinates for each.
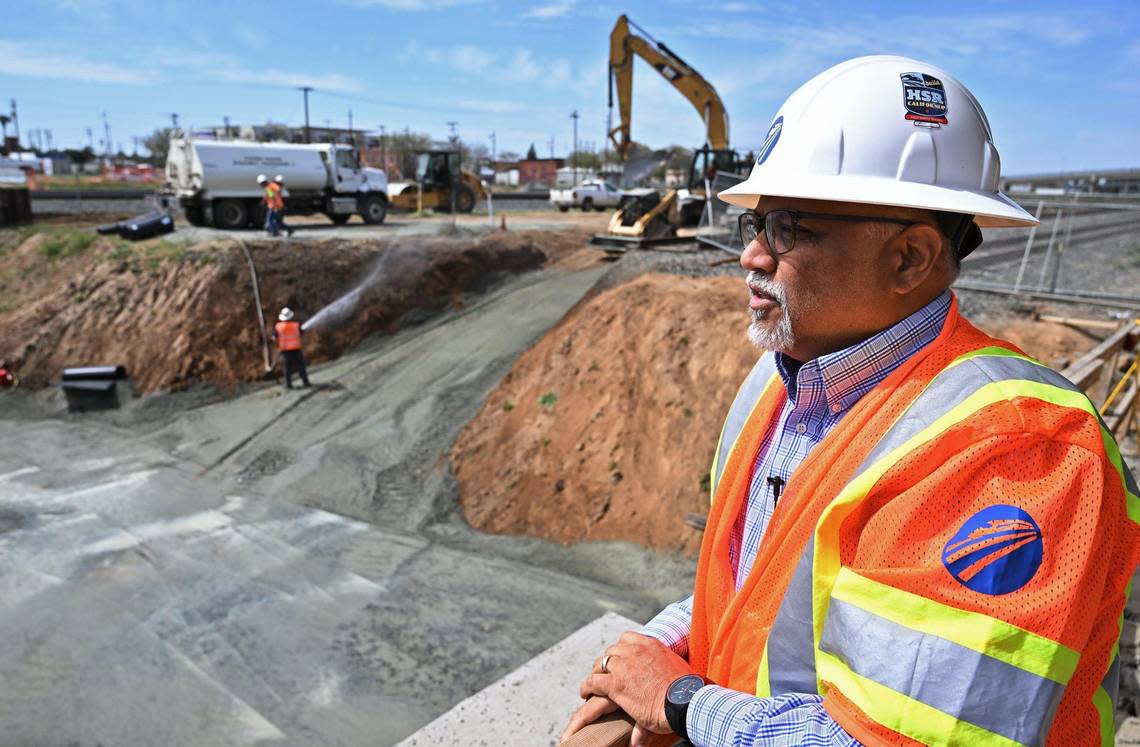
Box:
[517,158,564,187]
[555,167,599,187]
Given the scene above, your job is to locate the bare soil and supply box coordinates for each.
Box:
[451,273,758,556]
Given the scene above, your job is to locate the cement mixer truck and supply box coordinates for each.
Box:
[164,138,389,229]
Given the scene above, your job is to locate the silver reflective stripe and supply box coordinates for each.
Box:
[1101,655,1120,704]
[821,598,1063,746]
[855,353,1090,479]
[767,535,818,695]
[712,353,777,497]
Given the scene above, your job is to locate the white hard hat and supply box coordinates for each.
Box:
[274,174,285,184]
[720,55,1037,229]
[279,307,294,321]
[257,174,268,184]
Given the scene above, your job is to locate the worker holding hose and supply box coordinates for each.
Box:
[273,307,309,389]
[563,56,1139,747]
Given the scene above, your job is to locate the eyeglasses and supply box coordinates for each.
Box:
[738,209,918,255]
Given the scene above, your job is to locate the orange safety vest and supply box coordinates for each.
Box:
[275,320,302,351]
[692,294,1139,746]
[265,183,284,210]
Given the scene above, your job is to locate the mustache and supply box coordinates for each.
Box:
[747,271,786,305]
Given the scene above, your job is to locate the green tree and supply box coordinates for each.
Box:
[526,143,537,160]
[567,150,602,171]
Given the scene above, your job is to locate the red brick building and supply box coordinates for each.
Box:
[517,158,564,187]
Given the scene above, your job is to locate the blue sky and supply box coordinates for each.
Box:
[3,0,1138,174]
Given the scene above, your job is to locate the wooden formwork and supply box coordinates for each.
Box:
[1059,318,1140,451]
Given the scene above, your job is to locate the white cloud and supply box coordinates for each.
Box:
[0,40,159,85]
[211,68,363,93]
[502,49,541,83]
[523,1,574,19]
[449,44,495,74]
[721,1,755,11]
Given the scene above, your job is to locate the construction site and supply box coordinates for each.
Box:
[4,6,1140,747]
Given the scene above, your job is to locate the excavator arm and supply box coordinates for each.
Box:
[608,14,730,160]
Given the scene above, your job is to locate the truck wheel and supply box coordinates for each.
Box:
[249,202,268,229]
[360,195,388,225]
[454,185,476,213]
[595,204,607,212]
[213,199,248,230]
[328,213,351,225]
[580,197,594,212]
[558,205,569,213]
[183,205,207,227]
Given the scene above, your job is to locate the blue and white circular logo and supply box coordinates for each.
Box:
[942,505,1043,595]
[756,116,783,166]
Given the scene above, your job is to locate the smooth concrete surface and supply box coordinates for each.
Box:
[397,612,637,747]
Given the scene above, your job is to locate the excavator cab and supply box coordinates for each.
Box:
[688,147,738,191]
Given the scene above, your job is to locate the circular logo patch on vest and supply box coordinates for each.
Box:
[942,505,1042,595]
[756,116,783,166]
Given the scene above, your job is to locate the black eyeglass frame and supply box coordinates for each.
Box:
[738,209,919,255]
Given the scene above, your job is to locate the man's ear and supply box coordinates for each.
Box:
[889,223,944,294]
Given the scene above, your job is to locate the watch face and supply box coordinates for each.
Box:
[667,674,705,706]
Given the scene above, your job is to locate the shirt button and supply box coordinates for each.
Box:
[796,423,807,434]
[830,404,841,413]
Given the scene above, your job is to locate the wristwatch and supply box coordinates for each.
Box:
[664,673,706,743]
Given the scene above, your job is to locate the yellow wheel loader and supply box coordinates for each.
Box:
[388,149,487,214]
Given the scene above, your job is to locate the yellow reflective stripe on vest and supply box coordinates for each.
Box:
[755,641,771,698]
[1093,686,1113,747]
[821,569,1070,745]
[830,567,1079,683]
[817,651,1025,747]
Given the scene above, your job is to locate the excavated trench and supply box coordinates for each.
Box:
[0,230,591,394]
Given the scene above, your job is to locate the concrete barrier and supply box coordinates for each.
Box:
[397,612,638,746]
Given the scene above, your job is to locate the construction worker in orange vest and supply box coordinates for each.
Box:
[273,307,309,389]
[563,56,1139,747]
[258,174,293,237]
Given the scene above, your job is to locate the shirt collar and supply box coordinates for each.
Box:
[775,290,952,412]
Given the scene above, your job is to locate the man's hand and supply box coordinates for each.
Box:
[577,631,696,739]
[560,695,619,744]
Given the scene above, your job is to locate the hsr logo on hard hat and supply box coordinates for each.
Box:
[900,72,948,126]
[942,505,1042,595]
[756,116,783,166]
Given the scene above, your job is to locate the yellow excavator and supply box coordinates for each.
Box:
[600,15,742,245]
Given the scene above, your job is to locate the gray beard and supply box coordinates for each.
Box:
[746,271,794,351]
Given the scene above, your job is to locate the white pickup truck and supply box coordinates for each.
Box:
[549,180,622,212]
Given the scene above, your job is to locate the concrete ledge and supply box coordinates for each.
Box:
[397,612,638,747]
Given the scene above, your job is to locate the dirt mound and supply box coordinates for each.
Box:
[0,229,594,394]
[450,273,758,555]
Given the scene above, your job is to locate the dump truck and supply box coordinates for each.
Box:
[164,138,389,229]
[387,149,486,213]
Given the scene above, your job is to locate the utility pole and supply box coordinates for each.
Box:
[86,127,94,151]
[102,112,113,158]
[133,136,140,156]
[45,129,52,152]
[548,136,555,159]
[347,109,353,146]
[489,131,496,164]
[446,121,459,144]
[298,86,313,143]
[223,115,231,138]
[570,110,579,186]
[379,124,386,169]
[9,99,18,146]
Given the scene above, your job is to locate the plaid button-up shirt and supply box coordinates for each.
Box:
[641,290,951,746]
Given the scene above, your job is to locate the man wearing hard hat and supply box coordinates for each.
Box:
[273,307,309,389]
[564,56,1138,747]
